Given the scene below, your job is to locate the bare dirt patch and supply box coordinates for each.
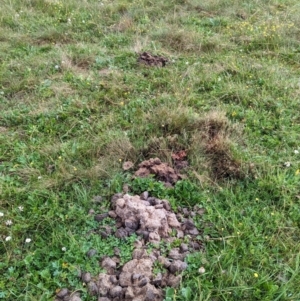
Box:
[171,150,189,172]
[138,52,168,67]
[134,158,183,186]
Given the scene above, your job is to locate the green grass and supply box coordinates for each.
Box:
[1,0,300,300]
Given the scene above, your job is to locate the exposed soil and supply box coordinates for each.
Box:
[134,158,183,186]
[55,192,203,301]
[138,52,168,67]
[171,151,189,172]
[122,161,134,171]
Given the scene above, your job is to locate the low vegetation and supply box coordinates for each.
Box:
[1,0,300,300]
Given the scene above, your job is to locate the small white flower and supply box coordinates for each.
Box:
[25,238,31,243]
[5,220,13,226]
[0,212,4,217]
[62,247,67,252]
[5,236,12,241]
[82,20,85,23]
[198,267,206,274]
[18,206,24,211]
[284,162,291,167]
[54,65,60,70]
[38,176,42,180]
[185,61,189,65]
[67,18,71,23]
[294,150,299,154]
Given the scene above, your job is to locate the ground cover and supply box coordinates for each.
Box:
[0,0,300,300]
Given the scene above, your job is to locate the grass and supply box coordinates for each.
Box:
[1,0,300,300]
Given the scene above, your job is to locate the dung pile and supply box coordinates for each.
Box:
[55,192,203,301]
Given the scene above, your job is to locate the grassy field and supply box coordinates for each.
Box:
[1,0,300,300]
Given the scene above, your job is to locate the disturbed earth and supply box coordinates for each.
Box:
[55,191,204,301]
[134,158,186,186]
[137,52,169,67]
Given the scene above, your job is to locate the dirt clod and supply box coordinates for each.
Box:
[86,249,97,258]
[169,260,187,274]
[165,273,182,288]
[109,286,123,298]
[122,161,134,171]
[98,274,113,296]
[180,243,189,253]
[168,248,186,261]
[88,281,99,296]
[135,158,182,185]
[56,288,69,298]
[140,191,149,200]
[132,248,148,260]
[151,272,162,286]
[95,213,109,222]
[102,257,117,274]
[81,272,91,283]
[55,192,203,301]
[115,227,128,238]
[109,210,117,218]
[138,52,168,67]
[189,241,201,250]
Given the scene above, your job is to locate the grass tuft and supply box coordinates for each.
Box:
[191,110,246,181]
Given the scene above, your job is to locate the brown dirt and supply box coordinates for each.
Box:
[138,52,168,67]
[134,158,183,185]
[171,151,189,172]
[55,192,204,301]
[122,161,134,171]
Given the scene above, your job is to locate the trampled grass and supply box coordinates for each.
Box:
[0,0,300,300]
